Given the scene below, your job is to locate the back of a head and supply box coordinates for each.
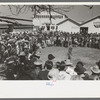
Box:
[75,61,86,75]
[48,54,55,60]
[59,65,65,71]
[44,60,53,69]
[59,61,66,71]
[77,61,84,67]
[45,63,53,70]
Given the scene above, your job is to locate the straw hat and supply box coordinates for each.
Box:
[48,54,55,60]
[64,59,73,66]
[91,65,100,74]
[34,60,43,66]
[84,70,92,76]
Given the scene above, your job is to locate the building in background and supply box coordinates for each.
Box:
[80,15,100,34]
[0,16,33,33]
[0,22,11,33]
[32,10,67,32]
[57,18,80,33]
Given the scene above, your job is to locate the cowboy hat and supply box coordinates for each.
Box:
[34,60,43,66]
[96,60,100,68]
[56,61,61,68]
[64,59,73,66]
[74,61,86,75]
[60,61,66,67]
[91,65,100,74]
[84,70,92,76]
[48,54,55,60]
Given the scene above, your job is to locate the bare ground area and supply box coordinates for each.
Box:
[40,47,100,70]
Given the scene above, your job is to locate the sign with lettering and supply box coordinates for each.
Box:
[35,15,63,19]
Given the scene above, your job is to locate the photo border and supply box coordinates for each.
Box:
[0,0,100,99]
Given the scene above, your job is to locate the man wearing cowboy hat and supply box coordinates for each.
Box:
[58,61,71,80]
[64,59,77,76]
[89,65,100,80]
[70,61,87,80]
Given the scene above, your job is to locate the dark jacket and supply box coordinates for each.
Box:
[38,70,49,80]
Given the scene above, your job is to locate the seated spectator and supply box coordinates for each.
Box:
[96,60,100,69]
[64,59,77,76]
[44,54,55,68]
[47,68,59,80]
[58,61,71,80]
[38,62,53,80]
[89,65,100,80]
[55,61,61,70]
[71,61,86,80]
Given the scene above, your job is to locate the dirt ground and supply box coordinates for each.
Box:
[0,46,100,70]
[39,46,100,70]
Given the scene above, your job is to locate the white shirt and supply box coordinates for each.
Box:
[58,71,71,80]
[66,67,77,76]
[48,68,59,80]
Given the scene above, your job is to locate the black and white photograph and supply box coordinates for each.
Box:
[0,4,100,80]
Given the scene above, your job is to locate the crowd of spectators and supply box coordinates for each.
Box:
[0,30,100,80]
